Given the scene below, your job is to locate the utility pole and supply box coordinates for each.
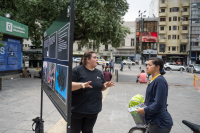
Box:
[138,10,146,66]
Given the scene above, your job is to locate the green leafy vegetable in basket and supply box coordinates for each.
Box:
[128,94,144,108]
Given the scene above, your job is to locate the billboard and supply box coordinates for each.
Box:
[0,39,21,71]
[42,1,74,132]
[139,32,157,42]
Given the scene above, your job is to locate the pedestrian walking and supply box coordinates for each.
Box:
[103,68,112,81]
[136,57,173,133]
[120,61,123,71]
[71,51,115,133]
[109,59,114,73]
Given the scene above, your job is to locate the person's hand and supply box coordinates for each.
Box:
[103,81,115,88]
[136,107,145,115]
[81,81,93,88]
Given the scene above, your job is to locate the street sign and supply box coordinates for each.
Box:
[41,1,74,132]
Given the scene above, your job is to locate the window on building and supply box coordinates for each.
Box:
[183,8,187,12]
[161,0,165,3]
[192,27,200,31]
[182,35,188,39]
[168,35,171,39]
[170,7,179,12]
[105,44,108,51]
[173,26,177,30]
[192,3,197,8]
[160,27,164,30]
[192,19,200,23]
[178,26,179,30]
[25,44,27,47]
[178,35,179,39]
[169,17,171,21]
[174,0,177,3]
[182,26,187,30]
[172,47,176,51]
[173,16,177,21]
[182,17,188,21]
[131,39,134,46]
[180,45,186,52]
[183,0,188,3]
[168,47,170,51]
[169,26,171,30]
[193,11,200,15]
[172,35,176,39]
[191,34,199,38]
[161,9,165,12]
[160,18,166,21]
[191,42,199,46]
[78,44,81,51]
[159,44,165,52]
[178,17,180,21]
[160,35,165,39]
[121,39,125,46]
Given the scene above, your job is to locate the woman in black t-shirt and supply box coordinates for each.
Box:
[71,51,114,133]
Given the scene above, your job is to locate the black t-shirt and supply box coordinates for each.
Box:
[72,65,106,114]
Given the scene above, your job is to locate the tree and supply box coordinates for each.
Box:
[0,0,130,49]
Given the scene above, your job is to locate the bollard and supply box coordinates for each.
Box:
[0,78,2,91]
[191,67,194,74]
[116,69,118,82]
[181,68,182,73]
[193,75,195,86]
[170,69,172,73]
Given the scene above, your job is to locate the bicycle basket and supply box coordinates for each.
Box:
[128,103,146,126]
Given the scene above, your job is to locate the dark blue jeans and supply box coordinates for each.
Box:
[110,67,114,73]
[148,121,172,133]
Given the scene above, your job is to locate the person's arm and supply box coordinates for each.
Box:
[102,81,115,91]
[72,81,92,91]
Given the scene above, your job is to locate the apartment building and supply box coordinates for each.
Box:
[149,0,159,17]
[157,0,190,64]
[135,17,159,62]
[190,1,200,64]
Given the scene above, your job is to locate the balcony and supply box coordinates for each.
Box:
[159,39,166,43]
[159,22,166,25]
[191,46,200,50]
[181,21,189,25]
[160,3,167,8]
[159,13,166,17]
[182,2,189,7]
[181,39,188,44]
[181,30,189,34]
[182,12,189,16]
[159,31,166,34]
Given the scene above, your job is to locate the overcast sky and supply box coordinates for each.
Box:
[124,0,152,21]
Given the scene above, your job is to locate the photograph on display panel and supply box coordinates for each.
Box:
[47,62,56,91]
[57,23,70,61]
[43,61,48,83]
[55,64,68,105]
[43,37,49,58]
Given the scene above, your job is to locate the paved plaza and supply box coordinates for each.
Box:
[0,64,200,133]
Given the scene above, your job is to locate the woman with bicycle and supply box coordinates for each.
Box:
[136,57,173,133]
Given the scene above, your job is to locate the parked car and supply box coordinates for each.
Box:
[186,64,200,73]
[164,62,185,71]
[97,59,105,65]
[73,58,81,63]
[123,60,135,65]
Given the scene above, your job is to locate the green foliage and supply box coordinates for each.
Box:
[0,0,130,48]
[0,33,5,47]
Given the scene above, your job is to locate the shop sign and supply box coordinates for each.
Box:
[0,16,28,38]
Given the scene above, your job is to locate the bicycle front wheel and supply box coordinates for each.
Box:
[128,127,146,133]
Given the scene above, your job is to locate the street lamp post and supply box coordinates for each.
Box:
[138,10,146,66]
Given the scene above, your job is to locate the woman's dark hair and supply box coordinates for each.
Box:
[148,57,166,75]
[141,70,145,73]
[80,51,95,65]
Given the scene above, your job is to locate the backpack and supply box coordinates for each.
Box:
[32,117,44,133]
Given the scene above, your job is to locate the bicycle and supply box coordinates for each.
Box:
[128,103,149,133]
[182,120,200,133]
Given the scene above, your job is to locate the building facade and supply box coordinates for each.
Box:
[189,0,200,64]
[149,0,159,18]
[157,0,190,64]
[135,17,159,62]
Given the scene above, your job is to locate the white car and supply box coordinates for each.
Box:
[164,63,185,71]
[73,58,81,63]
[97,59,105,65]
[123,60,135,65]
